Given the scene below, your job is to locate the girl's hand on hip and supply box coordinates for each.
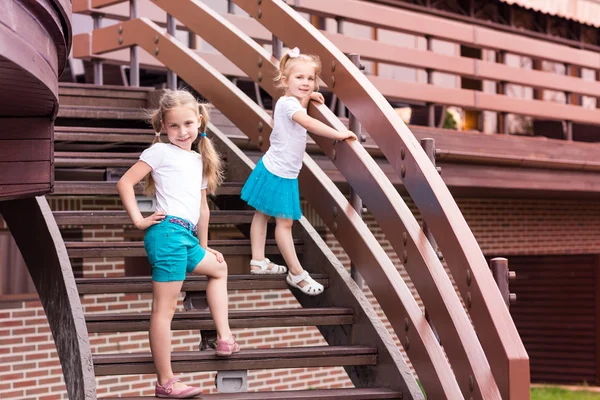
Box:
[206,247,224,263]
[135,211,166,230]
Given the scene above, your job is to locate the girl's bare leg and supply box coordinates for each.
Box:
[150,280,192,389]
[275,218,307,287]
[250,211,280,271]
[191,252,232,340]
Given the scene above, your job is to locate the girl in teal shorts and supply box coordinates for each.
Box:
[117,89,239,399]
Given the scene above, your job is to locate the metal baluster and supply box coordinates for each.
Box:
[92,14,103,85]
[129,0,139,87]
[166,14,177,90]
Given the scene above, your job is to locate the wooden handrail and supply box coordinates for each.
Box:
[233,0,530,398]
[85,17,457,398]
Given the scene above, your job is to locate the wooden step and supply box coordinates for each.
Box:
[57,105,147,120]
[93,346,378,376]
[54,151,139,168]
[100,388,403,399]
[58,83,153,109]
[54,126,154,143]
[65,239,301,258]
[76,274,328,294]
[53,210,258,225]
[86,307,353,333]
[55,157,136,168]
[51,181,242,196]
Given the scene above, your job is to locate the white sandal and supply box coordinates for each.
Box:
[286,270,324,296]
[250,258,288,275]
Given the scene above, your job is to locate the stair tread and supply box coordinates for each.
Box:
[55,151,141,158]
[52,181,242,195]
[65,239,302,259]
[95,346,377,363]
[53,210,258,225]
[54,126,153,134]
[86,308,353,332]
[99,388,403,399]
[76,274,328,294]
[93,346,378,376]
[87,307,352,321]
[59,82,155,92]
[65,239,298,248]
[57,105,147,120]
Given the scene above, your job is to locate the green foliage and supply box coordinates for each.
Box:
[442,109,457,130]
[531,387,600,400]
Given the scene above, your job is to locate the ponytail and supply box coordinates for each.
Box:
[197,103,223,195]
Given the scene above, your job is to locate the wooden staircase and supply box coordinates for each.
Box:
[47,84,413,399]
[5,0,530,398]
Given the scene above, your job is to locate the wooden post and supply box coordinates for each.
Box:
[490,257,517,308]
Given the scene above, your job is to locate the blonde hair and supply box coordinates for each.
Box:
[143,89,224,196]
[274,51,322,91]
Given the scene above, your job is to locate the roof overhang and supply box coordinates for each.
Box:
[499,0,600,27]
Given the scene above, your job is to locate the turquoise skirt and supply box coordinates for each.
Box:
[241,158,302,220]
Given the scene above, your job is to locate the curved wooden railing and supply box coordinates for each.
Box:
[84,17,461,398]
[232,0,529,398]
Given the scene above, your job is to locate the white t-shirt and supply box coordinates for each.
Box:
[139,142,208,225]
[262,96,307,179]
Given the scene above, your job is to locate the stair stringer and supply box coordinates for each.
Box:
[0,197,96,400]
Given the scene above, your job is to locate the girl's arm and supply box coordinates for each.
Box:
[116,161,165,230]
[197,189,210,248]
[293,110,357,141]
[197,189,224,262]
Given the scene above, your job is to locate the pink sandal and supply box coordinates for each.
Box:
[215,336,241,357]
[155,377,202,399]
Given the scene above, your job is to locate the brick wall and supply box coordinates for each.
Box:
[1,196,600,398]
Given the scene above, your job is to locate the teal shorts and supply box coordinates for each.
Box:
[144,216,206,282]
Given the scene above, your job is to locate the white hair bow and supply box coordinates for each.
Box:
[288,47,300,58]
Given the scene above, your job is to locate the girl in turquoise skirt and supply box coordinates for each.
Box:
[241,47,357,296]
